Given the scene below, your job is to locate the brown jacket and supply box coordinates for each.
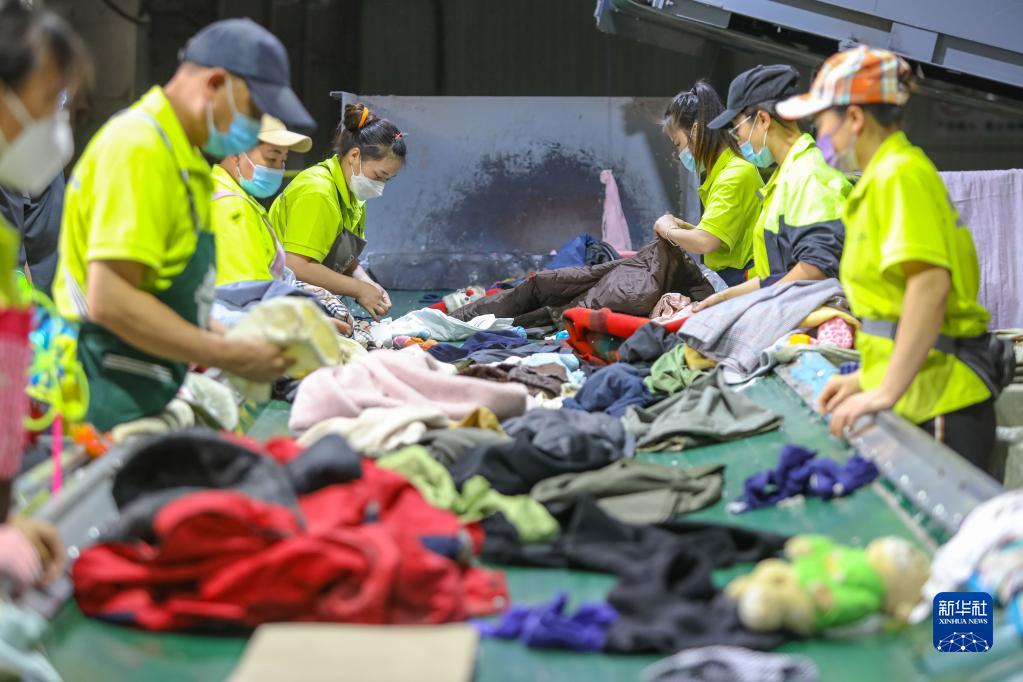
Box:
[452,239,714,328]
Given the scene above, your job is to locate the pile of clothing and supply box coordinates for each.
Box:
[69,239,885,675]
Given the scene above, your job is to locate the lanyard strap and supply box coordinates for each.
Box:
[121,109,202,234]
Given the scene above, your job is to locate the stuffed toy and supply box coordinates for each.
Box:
[726,534,930,636]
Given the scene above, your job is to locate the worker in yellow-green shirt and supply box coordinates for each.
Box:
[654,80,762,287]
[54,19,314,431]
[211,115,311,286]
[211,115,354,334]
[693,64,852,312]
[778,46,1014,469]
[270,103,405,320]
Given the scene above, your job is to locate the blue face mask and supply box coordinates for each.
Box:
[238,153,284,198]
[203,77,260,159]
[678,148,703,174]
[739,120,775,169]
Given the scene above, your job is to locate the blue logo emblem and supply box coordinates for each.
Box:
[933,591,993,653]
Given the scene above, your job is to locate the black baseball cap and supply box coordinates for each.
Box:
[179,18,315,130]
[707,64,801,130]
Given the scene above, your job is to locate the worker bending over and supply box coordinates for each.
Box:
[693,64,851,311]
[783,46,1011,468]
[211,115,354,334]
[55,19,314,431]
[271,103,405,320]
[655,80,762,287]
[211,115,310,285]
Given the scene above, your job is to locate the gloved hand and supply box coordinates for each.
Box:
[0,601,63,682]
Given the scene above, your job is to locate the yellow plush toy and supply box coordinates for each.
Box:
[726,534,930,636]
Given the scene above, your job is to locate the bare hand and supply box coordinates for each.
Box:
[827,388,894,438]
[356,282,390,321]
[331,318,353,336]
[816,372,862,415]
[372,281,392,310]
[654,214,676,240]
[692,291,725,313]
[8,516,65,584]
[219,336,295,383]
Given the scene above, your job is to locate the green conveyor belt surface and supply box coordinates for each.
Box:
[37,291,984,681]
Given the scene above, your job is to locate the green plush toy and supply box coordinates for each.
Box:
[726,534,930,636]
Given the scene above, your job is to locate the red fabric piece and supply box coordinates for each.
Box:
[263,437,304,465]
[428,301,447,312]
[72,462,508,631]
[563,307,687,364]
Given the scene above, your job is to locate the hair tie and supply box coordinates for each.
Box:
[393,131,404,141]
[358,107,370,129]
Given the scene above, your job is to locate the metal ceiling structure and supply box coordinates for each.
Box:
[595,0,1023,118]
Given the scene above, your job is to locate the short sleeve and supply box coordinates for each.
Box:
[876,167,953,275]
[697,166,758,250]
[84,127,175,270]
[279,191,340,263]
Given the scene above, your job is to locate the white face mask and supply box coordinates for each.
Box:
[0,89,74,196]
[348,156,385,201]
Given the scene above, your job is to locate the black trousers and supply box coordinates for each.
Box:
[919,398,996,472]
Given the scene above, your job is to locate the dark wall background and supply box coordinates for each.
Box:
[55,0,1023,173]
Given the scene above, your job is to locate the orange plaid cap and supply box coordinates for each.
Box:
[776,45,910,120]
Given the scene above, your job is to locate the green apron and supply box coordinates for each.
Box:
[77,111,216,431]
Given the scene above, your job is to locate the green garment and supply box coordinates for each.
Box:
[790,535,886,630]
[377,446,559,543]
[644,344,703,395]
[625,371,782,452]
[530,458,724,524]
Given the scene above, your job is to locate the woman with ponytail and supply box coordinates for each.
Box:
[655,80,763,287]
[270,103,405,319]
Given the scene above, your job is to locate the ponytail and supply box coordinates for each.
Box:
[333,102,407,162]
[664,80,738,173]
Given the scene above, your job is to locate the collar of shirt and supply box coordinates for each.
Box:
[698,147,736,202]
[327,154,362,211]
[211,164,270,218]
[136,86,210,177]
[757,132,817,203]
[845,130,911,209]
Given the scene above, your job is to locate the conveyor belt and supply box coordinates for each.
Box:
[31,291,1016,681]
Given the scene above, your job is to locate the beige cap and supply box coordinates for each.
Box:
[257,115,312,153]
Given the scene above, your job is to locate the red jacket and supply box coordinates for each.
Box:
[73,458,506,631]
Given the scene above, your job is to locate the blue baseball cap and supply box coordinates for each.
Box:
[179,18,314,130]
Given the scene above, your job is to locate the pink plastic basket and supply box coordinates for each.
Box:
[0,308,32,480]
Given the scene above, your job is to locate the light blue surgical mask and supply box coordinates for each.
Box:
[238,153,284,198]
[678,148,703,174]
[739,120,774,168]
[203,76,260,159]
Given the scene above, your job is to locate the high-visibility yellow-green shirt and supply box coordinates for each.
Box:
[752,133,852,281]
[269,155,365,263]
[54,86,213,322]
[841,131,990,424]
[210,165,279,286]
[697,147,762,272]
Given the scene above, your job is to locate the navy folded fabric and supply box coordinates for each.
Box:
[427,329,529,363]
[563,363,654,417]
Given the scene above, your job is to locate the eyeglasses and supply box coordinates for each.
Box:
[728,115,752,143]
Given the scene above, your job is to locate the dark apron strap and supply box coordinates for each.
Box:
[860,317,1014,397]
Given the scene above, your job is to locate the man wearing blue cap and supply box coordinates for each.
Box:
[54,19,314,431]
